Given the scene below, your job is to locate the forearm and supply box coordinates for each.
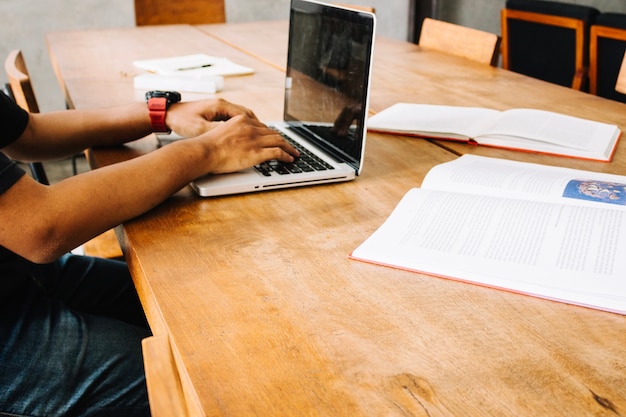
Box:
[0,106,299,263]
[12,138,209,262]
[5,102,152,161]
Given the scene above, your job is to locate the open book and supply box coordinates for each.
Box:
[367,103,621,162]
[350,155,626,314]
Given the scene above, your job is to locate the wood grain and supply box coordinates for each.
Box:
[47,22,626,416]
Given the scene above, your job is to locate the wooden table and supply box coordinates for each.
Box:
[200,20,626,173]
[47,21,626,417]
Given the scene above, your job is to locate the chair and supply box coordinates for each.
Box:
[142,336,191,417]
[4,49,123,260]
[333,4,375,13]
[418,18,501,66]
[500,0,599,91]
[615,51,626,94]
[1,82,49,185]
[589,13,626,103]
[134,0,225,25]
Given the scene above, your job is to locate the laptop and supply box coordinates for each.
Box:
[190,0,376,197]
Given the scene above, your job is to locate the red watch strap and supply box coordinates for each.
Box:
[147,97,169,132]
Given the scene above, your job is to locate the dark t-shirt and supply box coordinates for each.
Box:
[0,90,28,191]
[1,91,29,147]
[1,91,34,297]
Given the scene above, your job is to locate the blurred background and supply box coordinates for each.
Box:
[2,0,625,112]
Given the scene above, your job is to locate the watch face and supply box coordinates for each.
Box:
[145,90,181,103]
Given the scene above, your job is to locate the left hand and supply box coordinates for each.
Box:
[165,98,261,137]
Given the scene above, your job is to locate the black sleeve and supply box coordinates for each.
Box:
[0,91,29,194]
[0,152,26,194]
[0,90,29,149]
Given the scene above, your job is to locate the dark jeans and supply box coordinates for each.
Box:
[0,254,151,417]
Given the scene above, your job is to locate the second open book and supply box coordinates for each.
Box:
[367,103,621,161]
[350,155,626,314]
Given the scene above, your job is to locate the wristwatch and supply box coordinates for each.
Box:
[145,90,181,133]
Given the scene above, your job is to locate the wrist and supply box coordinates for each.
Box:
[145,91,181,133]
[167,136,214,178]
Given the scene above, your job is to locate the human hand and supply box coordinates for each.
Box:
[188,113,300,175]
[165,98,262,137]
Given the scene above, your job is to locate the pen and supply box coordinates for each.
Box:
[176,64,213,71]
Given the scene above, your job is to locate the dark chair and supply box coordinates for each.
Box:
[589,13,626,103]
[616,51,626,94]
[501,0,599,91]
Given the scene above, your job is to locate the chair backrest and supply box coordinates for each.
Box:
[418,18,501,66]
[4,50,49,185]
[142,336,192,417]
[615,51,626,95]
[500,0,599,91]
[333,3,375,14]
[4,49,40,113]
[589,13,626,103]
[134,0,226,25]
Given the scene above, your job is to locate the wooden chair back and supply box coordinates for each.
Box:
[134,0,226,25]
[333,3,375,14]
[142,336,192,417]
[5,49,40,113]
[589,14,626,102]
[1,80,49,185]
[5,50,50,184]
[500,2,599,91]
[418,18,501,66]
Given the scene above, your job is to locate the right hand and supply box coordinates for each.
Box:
[190,114,300,175]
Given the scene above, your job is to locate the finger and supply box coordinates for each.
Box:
[258,146,297,164]
[212,100,261,122]
[257,129,300,158]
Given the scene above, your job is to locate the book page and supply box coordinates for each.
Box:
[368,104,620,161]
[476,108,620,159]
[422,155,626,210]
[366,103,499,139]
[351,187,626,313]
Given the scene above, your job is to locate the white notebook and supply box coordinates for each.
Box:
[133,53,254,77]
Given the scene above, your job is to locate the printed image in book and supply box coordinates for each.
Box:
[563,180,626,206]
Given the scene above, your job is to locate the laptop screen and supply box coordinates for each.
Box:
[284,0,375,171]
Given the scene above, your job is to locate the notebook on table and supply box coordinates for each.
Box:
[190,0,376,197]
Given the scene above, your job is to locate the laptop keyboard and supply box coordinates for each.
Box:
[254,132,334,177]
